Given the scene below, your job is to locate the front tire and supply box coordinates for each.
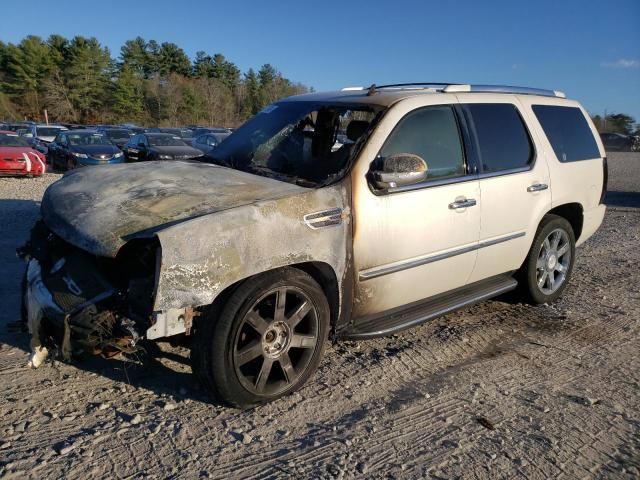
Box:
[517,214,576,304]
[192,268,330,408]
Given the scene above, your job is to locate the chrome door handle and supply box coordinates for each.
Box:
[449,198,477,209]
[527,183,548,192]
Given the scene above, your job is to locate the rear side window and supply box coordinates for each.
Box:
[464,103,533,173]
[379,105,466,181]
[532,105,600,162]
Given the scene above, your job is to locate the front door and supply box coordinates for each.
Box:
[351,103,481,318]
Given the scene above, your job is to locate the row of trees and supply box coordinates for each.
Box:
[0,35,309,126]
[591,113,638,136]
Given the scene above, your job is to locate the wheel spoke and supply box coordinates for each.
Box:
[285,300,311,329]
[274,287,287,323]
[290,333,316,349]
[557,243,569,257]
[279,353,296,383]
[551,231,561,250]
[245,310,270,335]
[235,340,263,366]
[536,254,546,270]
[555,263,565,273]
[255,358,274,392]
[549,270,556,289]
[542,237,551,254]
[538,271,548,289]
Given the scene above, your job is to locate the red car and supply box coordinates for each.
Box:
[0,131,46,177]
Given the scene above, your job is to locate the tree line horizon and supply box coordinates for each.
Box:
[0,34,637,134]
[0,35,310,127]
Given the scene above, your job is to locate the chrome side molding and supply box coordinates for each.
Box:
[359,231,526,281]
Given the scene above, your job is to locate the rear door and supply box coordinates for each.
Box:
[459,98,552,283]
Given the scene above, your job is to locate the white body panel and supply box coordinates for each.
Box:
[350,91,605,318]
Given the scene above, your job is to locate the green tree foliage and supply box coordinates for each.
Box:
[592,113,637,135]
[112,64,144,121]
[0,34,309,126]
[2,36,54,117]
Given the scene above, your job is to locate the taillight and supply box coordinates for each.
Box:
[600,156,608,205]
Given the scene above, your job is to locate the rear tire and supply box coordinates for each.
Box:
[192,268,330,408]
[517,214,576,304]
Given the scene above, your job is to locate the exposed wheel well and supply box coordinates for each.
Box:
[546,203,583,240]
[197,262,340,329]
[291,262,340,328]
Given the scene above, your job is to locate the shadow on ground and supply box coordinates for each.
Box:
[605,191,640,208]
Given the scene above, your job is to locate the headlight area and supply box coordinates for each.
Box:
[19,221,161,359]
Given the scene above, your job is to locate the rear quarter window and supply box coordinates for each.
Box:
[532,105,600,162]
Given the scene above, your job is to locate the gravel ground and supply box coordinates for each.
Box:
[0,153,639,479]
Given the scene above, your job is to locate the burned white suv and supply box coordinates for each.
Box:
[21,83,607,407]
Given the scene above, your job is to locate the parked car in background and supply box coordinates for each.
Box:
[0,131,46,176]
[150,127,195,143]
[192,131,231,153]
[97,127,133,149]
[122,133,203,162]
[599,132,639,152]
[1,122,36,133]
[23,124,68,155]
[192,127,232,138]
[47,130,124,171]
[60,123,88,130]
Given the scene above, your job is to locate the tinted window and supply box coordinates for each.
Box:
[465,104,533,173]
[104,129,131,139]
[67,133,112,146]
[379,106,465,181]
[532,105,600,162]
[0,134,30,147]
[148,135,186,146]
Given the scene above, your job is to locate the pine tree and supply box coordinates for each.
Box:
[64,36,112,122]
[112,64,144,121]
[2,36,54,117]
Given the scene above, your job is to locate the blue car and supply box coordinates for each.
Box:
[47,130,125,171]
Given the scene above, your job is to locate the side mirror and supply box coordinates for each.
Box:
[371,153,428,189]
[23,133,34,138]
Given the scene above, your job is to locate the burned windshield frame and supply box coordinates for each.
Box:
[204,101,384,187]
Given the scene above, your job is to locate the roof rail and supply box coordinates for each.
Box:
[344,83,566,98]
[443,84,566,98]
[372,82,459,89]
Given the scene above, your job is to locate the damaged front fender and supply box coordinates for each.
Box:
[153,183,350,319]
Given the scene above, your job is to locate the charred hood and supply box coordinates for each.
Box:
[41,161,305,257]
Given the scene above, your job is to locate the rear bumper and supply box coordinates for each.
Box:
[577,204,606,247]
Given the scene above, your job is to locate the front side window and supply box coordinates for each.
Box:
[377,105,466,182]
[532,105,600,162]
[464,103,533,173]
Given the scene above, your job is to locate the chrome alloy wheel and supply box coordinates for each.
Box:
[536,228,572,295]
[233,286,319,396]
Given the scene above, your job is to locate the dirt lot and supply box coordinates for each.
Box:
[0,153,639,479]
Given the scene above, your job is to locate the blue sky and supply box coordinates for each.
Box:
[3,0,639,120]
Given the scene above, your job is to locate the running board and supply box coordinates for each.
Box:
[340,274,518,340]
